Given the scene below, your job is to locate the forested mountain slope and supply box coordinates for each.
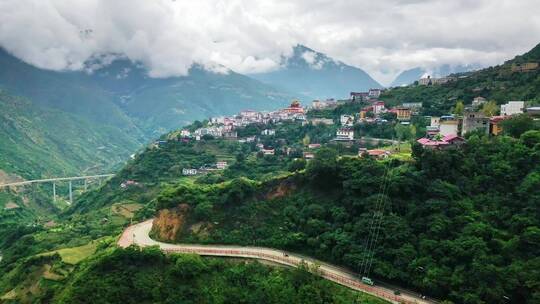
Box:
[0,48,294,138]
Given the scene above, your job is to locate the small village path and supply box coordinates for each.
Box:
[119,219,436,304]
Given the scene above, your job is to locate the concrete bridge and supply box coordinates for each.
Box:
[0,174,114,205]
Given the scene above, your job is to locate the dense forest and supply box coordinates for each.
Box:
[154,128,540,304]
[55,247,385,304]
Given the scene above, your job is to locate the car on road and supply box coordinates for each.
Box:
[361,276,374,286]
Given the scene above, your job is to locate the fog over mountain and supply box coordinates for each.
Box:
[1,0,539,84]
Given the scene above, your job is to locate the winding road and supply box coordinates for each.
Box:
[119,219,436,304]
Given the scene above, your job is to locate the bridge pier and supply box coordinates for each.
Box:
[69,181,73,205]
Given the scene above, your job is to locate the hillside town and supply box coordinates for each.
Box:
[155,87,539,171]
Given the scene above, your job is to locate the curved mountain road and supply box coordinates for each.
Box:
[119,219,435,304]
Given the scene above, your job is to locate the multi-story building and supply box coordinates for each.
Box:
[396,107,412,121]
[368,88,382,98]
[501,101,525,116]
[373,101,385,115]
[336,128,354,141]
[462,111,489,135]
[439,116,460,136]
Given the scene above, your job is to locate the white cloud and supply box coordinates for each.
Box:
[0,0,539,85]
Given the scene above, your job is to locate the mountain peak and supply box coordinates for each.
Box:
[250,45,382,99]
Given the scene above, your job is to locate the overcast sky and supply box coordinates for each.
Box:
[1,0,539,85]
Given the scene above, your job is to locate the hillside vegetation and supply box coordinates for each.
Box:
[152,131,540,304]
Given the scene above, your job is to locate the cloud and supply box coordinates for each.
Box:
[0,0,539,85]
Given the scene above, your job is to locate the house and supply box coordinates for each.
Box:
[462,111,489,135]
[282,100,305,114]
[511,62,539,73]
[120,180,140,188]
[261,129,276,136]
[182,168,198,176]
[439,116,460,136]
[180,129,191,137]
[310,118,334,125]
[419,76,431,85]
[489,115,509,135]
[340,115,355,126]
[366,149,391,159]
[501,101,525,116]
[373,101,385,115]
[417,134,466,150]
[308,143,321,149]
[303,152,315,160]
[350,92,369,101]
[396,107,412,121]
[223,131,238,139]
[472,97,487,109]
[216,161,228,170]
[262,148,275,155]
[368,88,382,98]
[336,128,354,141]
[402,102,422,109]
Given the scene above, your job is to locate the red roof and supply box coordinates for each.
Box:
[490,115,509,123]
[367,149,390,156]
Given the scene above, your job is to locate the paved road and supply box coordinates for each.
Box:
[119,219,435,304]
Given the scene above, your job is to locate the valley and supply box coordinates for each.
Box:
[0,14,539,303]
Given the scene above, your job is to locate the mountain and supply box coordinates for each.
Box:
[390,64,481,87]
[0,91,140,179]
[250,45,382,100]
[0,49,294,138]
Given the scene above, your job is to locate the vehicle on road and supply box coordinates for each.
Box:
[361,276,374,286]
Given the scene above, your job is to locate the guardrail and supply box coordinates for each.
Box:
[162,247,418,304]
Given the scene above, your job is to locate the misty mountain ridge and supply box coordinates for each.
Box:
[250,45,382,100]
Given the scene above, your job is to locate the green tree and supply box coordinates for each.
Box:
[452,101,465,115]
[481,101,499,117]
[500,114,535,137]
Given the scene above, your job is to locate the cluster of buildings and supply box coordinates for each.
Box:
[418,75,458,86]
[182,161,228,176]
[178,100,307,141]
[416,99,534,149]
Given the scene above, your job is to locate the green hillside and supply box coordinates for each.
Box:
[0,91,140,179]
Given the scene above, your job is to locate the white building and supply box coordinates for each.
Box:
[439,116,459,136]
[472,97,487,109]
[340,115,354,126]
[501,101,525,116]
[336,128,354,141]
[182,168,198,176]
[368,88,382,98]
[216,161,228,170]
[180,129,191,137]
[373,101,385,115]
[261,129,276,136]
